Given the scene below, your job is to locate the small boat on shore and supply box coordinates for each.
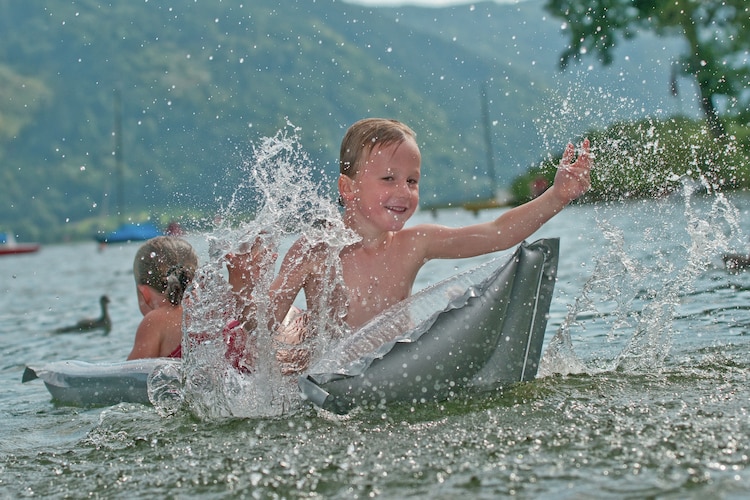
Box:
[93,91,162,246]
[0,232,40,256]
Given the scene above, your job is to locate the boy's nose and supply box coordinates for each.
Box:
[397,181,412,194]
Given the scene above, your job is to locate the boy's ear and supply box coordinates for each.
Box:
[137,284,154,305]
[338,174,354,204]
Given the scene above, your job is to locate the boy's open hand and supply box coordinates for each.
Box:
[552,138,592,204]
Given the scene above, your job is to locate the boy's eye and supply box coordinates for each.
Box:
[408,178,418,185]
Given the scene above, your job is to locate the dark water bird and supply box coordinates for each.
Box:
[54,295,112,335]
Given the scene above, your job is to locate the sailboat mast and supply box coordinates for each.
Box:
[113,88,124,225]
[480,83,497,197]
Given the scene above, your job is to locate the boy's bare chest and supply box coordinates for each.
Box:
[339,246,417,324]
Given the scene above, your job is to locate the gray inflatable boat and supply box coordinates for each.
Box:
[22,358,180,407]
[298,238,559,414]
[23,239,558,410]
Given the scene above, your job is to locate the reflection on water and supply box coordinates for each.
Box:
[2,188,750,496]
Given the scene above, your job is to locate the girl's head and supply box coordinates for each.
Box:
[134,236,198,305]
[339,118,417,180]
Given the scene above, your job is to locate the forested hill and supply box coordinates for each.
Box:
[0,0,692,242]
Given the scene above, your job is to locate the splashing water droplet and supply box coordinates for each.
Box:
[162,123,359,420]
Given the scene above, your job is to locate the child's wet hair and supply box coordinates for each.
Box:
[339,118,416,179]
[134,236,198,305]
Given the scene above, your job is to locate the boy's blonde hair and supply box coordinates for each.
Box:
[339,118,416,179]
[134,236,198,305]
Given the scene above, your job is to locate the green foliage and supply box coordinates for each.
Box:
[511,117,750,203]
[0,65,50,142]
[1,0,518,242]
[545,0,750,137]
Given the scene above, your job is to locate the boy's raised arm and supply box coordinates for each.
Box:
[490,138,591,245]
[421,139,591,260]
[547,138,592,206]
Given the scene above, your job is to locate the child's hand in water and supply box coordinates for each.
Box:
[551,138,592,204]
[226,236,276,295]
[273,306,311,374]
[275,347,311,375]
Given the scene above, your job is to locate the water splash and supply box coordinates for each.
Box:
[535,75,744,377]
[540,177,743,377]
[150,123,358,420]
[534,75,740,202]
[614,181,742,371]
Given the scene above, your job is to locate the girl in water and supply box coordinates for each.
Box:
[127,236,198,360]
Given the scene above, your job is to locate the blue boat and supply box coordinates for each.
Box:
[94,222,161,244]
[94,91,162,245]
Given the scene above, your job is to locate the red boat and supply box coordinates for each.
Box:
[0,232,40,256]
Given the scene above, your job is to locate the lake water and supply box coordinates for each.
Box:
[2,189,750,499]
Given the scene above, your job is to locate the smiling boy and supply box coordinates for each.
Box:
[230,117,591,337]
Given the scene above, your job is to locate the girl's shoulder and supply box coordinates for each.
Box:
[142,303,181,326]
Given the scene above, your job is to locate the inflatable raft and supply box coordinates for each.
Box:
[299,238,559,414]
[22,358,179,407]
[23,238,559,410]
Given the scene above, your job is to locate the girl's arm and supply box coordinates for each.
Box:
[226,236,275,332]
[269,239,315,331]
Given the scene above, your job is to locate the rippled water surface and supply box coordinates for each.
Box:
[2,191,750,499]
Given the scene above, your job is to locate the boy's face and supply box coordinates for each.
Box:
[344,138,421,232]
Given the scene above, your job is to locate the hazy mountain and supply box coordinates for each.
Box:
[0,0,694,242]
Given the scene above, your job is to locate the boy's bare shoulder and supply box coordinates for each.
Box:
[399,222,450,239]
[392,223,448,255]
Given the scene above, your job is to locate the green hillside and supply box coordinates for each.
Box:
[0,0,693,242]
